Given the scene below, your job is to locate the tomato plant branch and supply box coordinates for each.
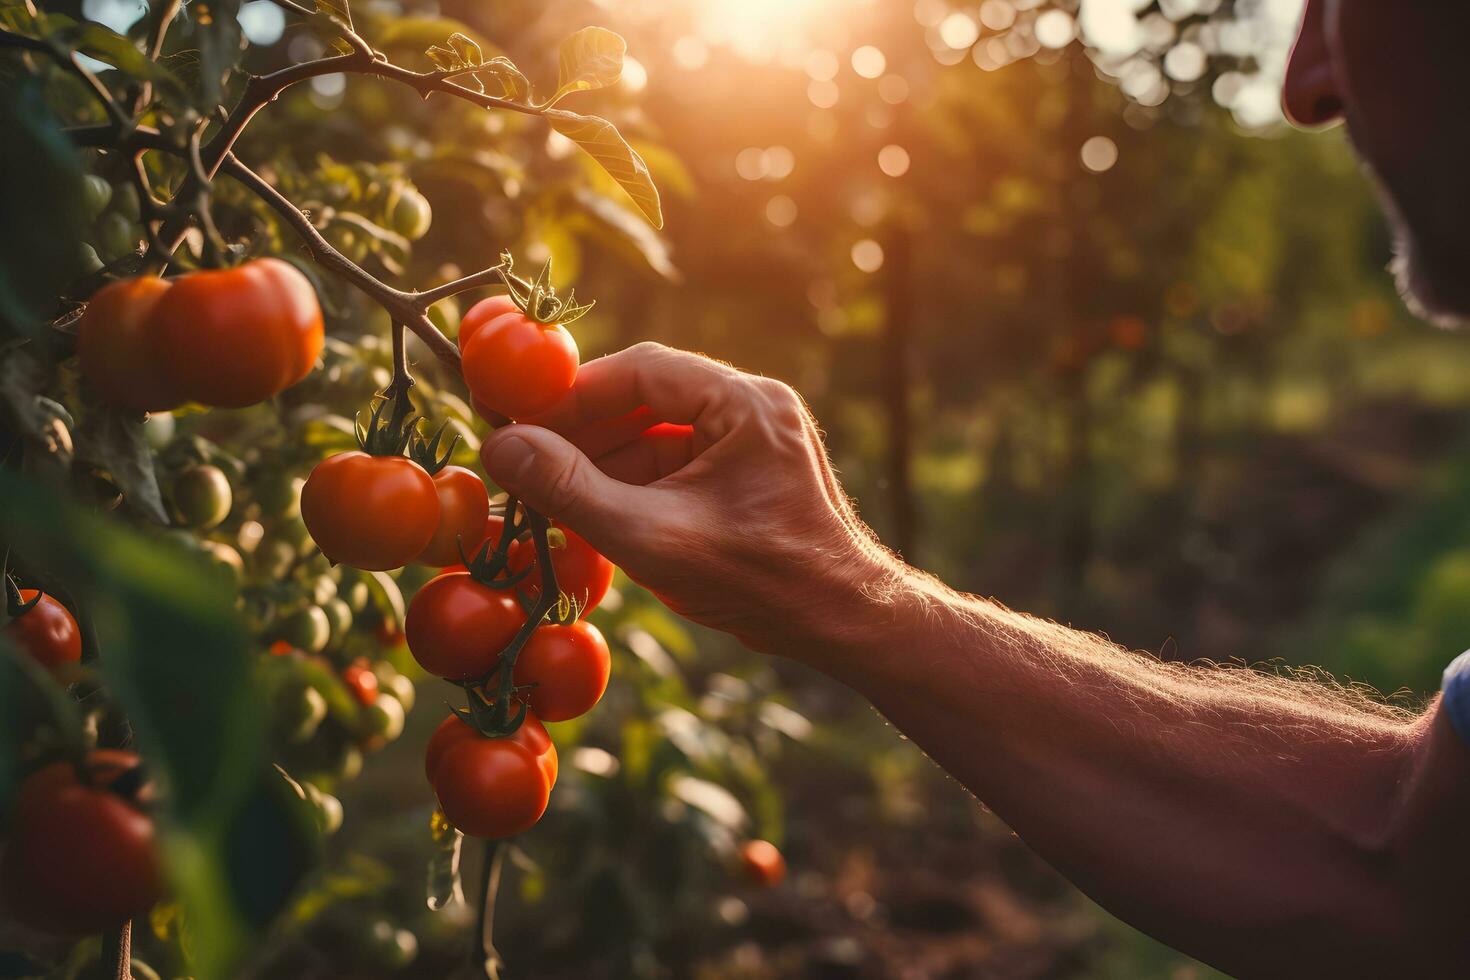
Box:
[130,0,180,115]
[218,154,462,368]
[0,25,130,129]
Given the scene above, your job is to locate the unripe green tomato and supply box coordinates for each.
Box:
[252,538,297,581]
[256,473,305,519]
[276,516,315,557]
[77,242,105,275]
[314,789,343,835]
[308,575,337,606]
[426,296,460,337]
[201,540,244,588]
[280,606,331,653]
[358,919,419,969]
[82,174,113,219]
[362,693,405,745]
[96,211,136,260]
[173,465,233,530]
[389,186,432,240]
[379,669,414,708]
[280,684,328,743]
[143,412,176,450]
[342,579,371,614]
[322,596,353,646]
[111,181,141,221]
[336,743,364,781]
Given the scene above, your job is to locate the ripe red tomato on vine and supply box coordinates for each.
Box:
[416,465,490,568]
[76,276,185,413]
[513,620,611,722]
[302,452,440,570]
[426,712,558,839]
[5,590,82,669]
[0,750,162,933]
[405,572,525,680]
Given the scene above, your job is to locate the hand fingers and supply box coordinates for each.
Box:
[559,405,657,459]
[481,425,654,558]
[529,343,742,435]
[591,423,696,486]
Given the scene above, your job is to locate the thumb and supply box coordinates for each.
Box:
[481,425,648,550]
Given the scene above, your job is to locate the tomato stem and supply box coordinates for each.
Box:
[471,839,506,978]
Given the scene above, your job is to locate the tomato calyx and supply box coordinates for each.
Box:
[408,420,458,476]
[2,565,41,628]
[355,387,422,458]
[456,497,536,589]
[496,252,593,328]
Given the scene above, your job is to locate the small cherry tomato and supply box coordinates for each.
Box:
[513,621,610,722]
[457,295,519,352]
[301,452,440,570]
[426,711,557,789]
[508,525,614,616]
[430,714,556,839]
[171,464,233,530]
[738,839,786,887]
[152,258,324,408]
[405,573,525,680]
[460,311,579,420]
[77,275,185,413]
[417,466,491,568]
[389,186,433,240]
[343,661,379,706]
[5,590,82,669]
[0,750,162,933]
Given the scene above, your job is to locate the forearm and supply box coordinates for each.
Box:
[771,561,1463,976]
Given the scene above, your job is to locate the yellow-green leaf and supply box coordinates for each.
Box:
[545,108,662,229]
[550,27,625,106]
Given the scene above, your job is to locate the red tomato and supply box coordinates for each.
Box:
[508,525,613,616]
[301,451,440,570]
[0,750,162,933]
[416,466,491,567]
[425,711,556,788]
[6,590,82,669]
[431,716,556,838]
[738,839,786,887]
[152,258,324,408]
[460,312,578,420]
[457,295,519,352]
[405,573,525,680]
[513,621,610,722]
[76,276,185,413]
[343,662,379,706]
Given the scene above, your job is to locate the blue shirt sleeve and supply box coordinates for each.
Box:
[1441,650,1470,746]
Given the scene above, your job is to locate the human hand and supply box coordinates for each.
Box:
[479,342,898,659]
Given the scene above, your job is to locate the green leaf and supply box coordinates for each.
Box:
[174,0,244,106]
[446,30,481,66]
[545,109,663,230]
[570,187,680,281]
[0,471,315,978]
[550,27,624,106]
[0,78,87,340]
[74,409,170,524]
[312,0,353,33]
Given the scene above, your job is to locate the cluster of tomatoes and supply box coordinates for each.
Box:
[300,289,616,839]
[78,258,325,412]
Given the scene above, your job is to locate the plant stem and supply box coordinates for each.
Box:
[473,839,506,978]
[100,921,131,980]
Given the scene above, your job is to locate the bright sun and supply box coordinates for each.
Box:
[690,0,853,61]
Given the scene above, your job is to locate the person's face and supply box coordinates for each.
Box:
[1283,1,1470,326]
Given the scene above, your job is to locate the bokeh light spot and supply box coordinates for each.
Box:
[1080,135,1119,173]
[851,239,885,273]
[877,144,910,177]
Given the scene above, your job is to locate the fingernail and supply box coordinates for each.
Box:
[484,435,536,486]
